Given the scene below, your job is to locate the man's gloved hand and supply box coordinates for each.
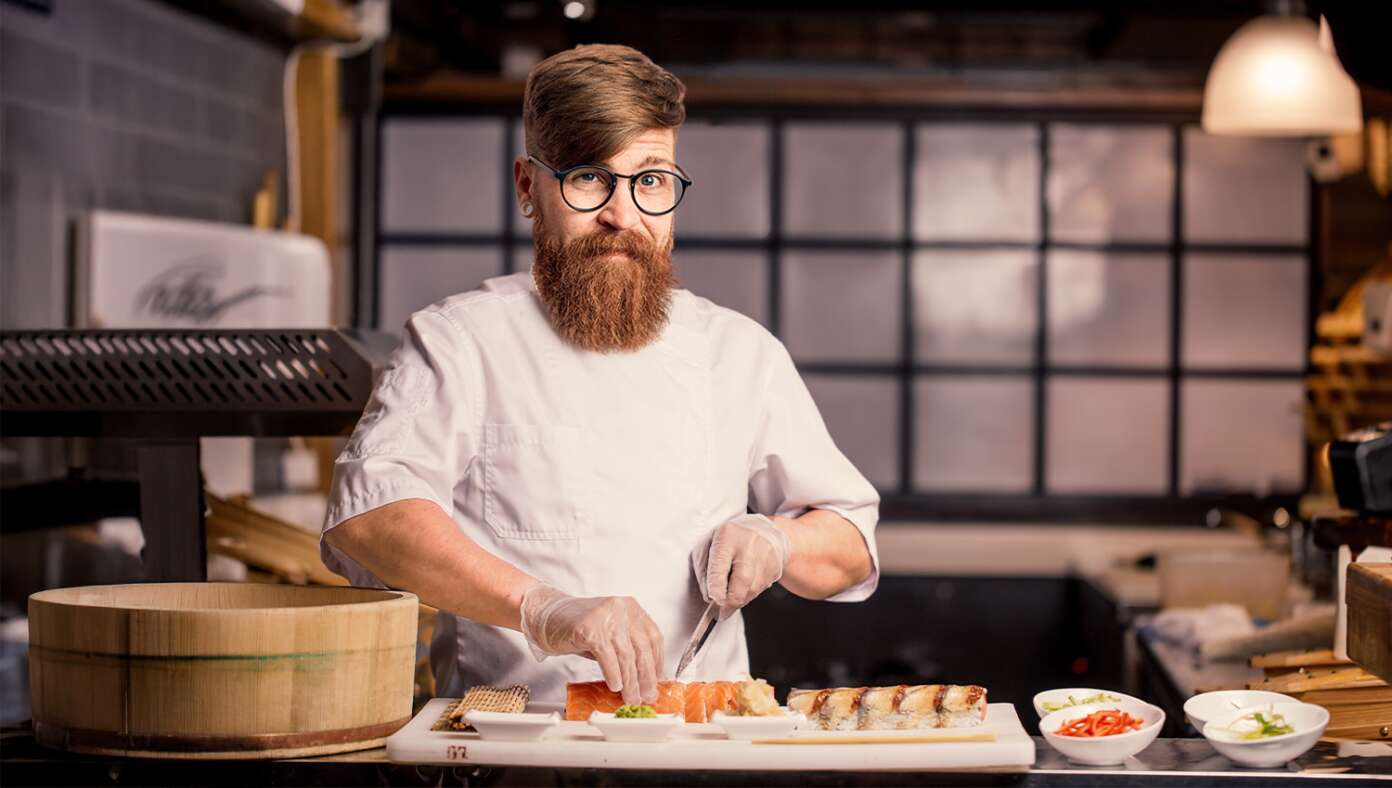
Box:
[519,584,663,704]
[692,513,792,619]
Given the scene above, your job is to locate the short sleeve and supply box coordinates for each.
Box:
[747,339,881,601]
[320,308,481,587]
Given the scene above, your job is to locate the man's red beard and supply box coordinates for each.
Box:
[530,209,676,353]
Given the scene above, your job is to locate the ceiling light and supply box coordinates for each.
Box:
[562,1,589,21]
[1202,13,1363,137]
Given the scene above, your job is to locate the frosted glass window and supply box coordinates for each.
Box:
[783,250,901,363]
[512,241,533,270]
[914,376,1033,492]
[1183,129,1308,245]
[1181,380,1304,495]
[804,375,899,490]
[383,120,504,234]
[1047,378,1168,494]
[784,123,903,239]
[675,250,769,327]
[1048,125,1172,243]
[1047,251,1169,367]
[379,247,502,332]
[674,121,771,237]
[913,124,1039,242]
[914,250,1037,364]
[1183,253,1306,369]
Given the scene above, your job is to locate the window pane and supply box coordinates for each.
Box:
[1047,377,1169,494]
[675,121,770,238]
[675,249,769,327]
[913,124,1039,242]
[804,374,899,490]
[784,123,903,239]
[379,247,502,332]
[783,250,901,363]
[1047,124,1172,244]
[1047,250,1169,367]
[1181,379,1304,495]
[1182,253,1306,369]
[1183,128,1308,245]
[914,376,1033,492]
[914,249,1037,364]
[383,120,504,234]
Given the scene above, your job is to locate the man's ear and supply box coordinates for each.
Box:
[513,156,534,210]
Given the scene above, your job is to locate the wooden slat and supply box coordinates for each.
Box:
[204,493,346,587]
[1251,667,1387,693]
[1251,649,1352,669]
[1348,564,1392,684]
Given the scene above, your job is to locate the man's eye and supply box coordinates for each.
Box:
[639,173,665,188]
[575,173,599,183]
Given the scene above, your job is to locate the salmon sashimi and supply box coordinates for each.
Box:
[565,680,742,722]
[683,681,740,723]
[564,681,685,721]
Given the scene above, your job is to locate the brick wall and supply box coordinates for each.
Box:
[0,0,286,329]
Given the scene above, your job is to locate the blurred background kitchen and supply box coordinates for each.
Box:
[2,0,1390,739]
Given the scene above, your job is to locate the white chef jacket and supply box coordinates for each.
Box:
[321,270,880,704]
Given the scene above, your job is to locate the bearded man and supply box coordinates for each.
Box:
[321,44,880,706]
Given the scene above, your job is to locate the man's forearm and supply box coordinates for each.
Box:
[771,509,873,600]
[325,498,537,630]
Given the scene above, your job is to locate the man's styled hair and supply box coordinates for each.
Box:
[523,44,686,168]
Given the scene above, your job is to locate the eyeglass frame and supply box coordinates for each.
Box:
[527,155,693,216]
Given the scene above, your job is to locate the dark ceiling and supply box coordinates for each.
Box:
[384,1,1391,91]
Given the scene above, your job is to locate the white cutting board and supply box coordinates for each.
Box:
[386,699,1035,771]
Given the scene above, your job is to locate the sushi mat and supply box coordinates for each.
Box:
[386,698,1035,771]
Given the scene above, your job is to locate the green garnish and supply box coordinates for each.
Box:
[1042,692,1122,713]
[614,704,657,719]
[1222,710,1295,740]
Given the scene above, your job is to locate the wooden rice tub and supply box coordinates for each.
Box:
[28,583,418,759]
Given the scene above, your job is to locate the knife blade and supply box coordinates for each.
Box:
[673,600,719,680]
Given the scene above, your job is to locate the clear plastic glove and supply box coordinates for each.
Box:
[518,583,663,704]
[691,513,792,620]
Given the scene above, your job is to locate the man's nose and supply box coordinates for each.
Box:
[596,180,642,231]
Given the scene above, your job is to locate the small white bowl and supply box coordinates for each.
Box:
[1183,690,1296,732]
[1201,702,1328,768]
[587,711,683,743]
[710,709,806,741]
[461,710,559,742]
[1040,700,1165,766]
[1032,688,1140,720]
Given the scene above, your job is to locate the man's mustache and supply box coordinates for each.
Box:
[564,229,654,259]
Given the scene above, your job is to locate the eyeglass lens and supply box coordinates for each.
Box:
[561,167,685,214]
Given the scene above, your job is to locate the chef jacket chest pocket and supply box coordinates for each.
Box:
[482,424,586,540]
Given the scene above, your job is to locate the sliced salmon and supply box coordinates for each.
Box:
[689,681,738,722]
[564,681,684,721]
[565,680,741,723]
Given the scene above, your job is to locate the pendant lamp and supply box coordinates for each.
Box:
[1202,12,1363,137]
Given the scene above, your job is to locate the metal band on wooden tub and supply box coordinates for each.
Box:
[33,717,411,760]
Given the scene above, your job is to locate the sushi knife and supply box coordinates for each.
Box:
[673,600,719,679]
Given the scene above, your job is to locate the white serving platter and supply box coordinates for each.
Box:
[386,698,1035,772]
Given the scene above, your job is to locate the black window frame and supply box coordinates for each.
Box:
[368,102,1315,526]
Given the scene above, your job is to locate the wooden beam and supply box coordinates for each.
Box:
[294,47,342,322]
[292,47,347,494]
[385,72,1208,113]
[384,72,1392,116]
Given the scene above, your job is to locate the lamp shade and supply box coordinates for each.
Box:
[1202,15,1363,137]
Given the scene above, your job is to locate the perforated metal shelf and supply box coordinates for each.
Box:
[0,329,375,438]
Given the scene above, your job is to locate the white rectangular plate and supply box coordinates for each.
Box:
[387,699,1035,772]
